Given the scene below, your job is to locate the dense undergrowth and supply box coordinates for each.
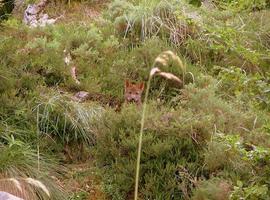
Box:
[0,0,270,199]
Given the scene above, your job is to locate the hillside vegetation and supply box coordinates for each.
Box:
[0,0,270,199]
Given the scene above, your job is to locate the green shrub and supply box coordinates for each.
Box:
[182,6,270,72]
[94,104,203,199]
[216,66,270,111]
[94,71,270,199]
[230,181,269,200]
[180,76,260,135]
[204,134,252,177]
[212,0,270,11]
[0,1,270,199]
[192,178,231,200]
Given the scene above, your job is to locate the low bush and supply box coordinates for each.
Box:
[192,178,232,200]
[94,104,203,199]
[94,73,270,199]
[216,66,270,111]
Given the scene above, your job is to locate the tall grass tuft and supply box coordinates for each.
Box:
[36,92,104,159]
[134,50,185,200]
[109,0,197,46]
[0,135,66,199]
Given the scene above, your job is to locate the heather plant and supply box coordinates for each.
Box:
[212,0,270,11]
[216,66,270,111]
[0,0,270,199]
[192,178,232,200]
[182,2,270,73]
[94,104,203,199]
[94,69,270,199]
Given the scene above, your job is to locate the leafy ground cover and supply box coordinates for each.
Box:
[0,0,270,199]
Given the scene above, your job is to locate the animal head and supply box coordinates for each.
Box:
[124,80,144,105]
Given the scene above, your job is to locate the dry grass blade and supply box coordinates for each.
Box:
[26,178,50,197]
[157,71,183,85]
[64,50,72,65]
[8,178,22,192]
[0,177,50,199]
[152,50,186,85]
[154,50,186,73]
[150,67,183,86]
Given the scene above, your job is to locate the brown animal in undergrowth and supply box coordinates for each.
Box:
[65,80,144,161]
[72,79,145,111]
[124,80,145,106]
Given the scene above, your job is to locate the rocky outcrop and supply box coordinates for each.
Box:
[23,0,61,28]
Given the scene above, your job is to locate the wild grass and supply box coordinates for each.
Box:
[36,92,104,158]
[0,0,270,199]
[108,0,197,47]
[134,50,187,200]
[0,135,66,199]
[0,177,50,199]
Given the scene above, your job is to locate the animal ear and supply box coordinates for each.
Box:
[125,79,130,89]
[138,82,144,91]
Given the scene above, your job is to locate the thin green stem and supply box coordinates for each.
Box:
[134,75,152,200]
[37,106,40,171]
[134,50,184,199]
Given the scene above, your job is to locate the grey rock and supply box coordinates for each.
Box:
[72,91,90,102]
[0,192,23,200]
